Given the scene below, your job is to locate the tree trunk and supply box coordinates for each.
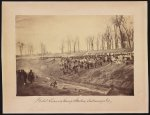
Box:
[118,25,124,48]
[122,25,132,48]
[114,25,118,49]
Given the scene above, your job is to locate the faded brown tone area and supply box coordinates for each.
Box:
[2,1,148,113]
[16,15,133,54]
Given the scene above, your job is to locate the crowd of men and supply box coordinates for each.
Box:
[16,69,35,87]
[60,53,134,75]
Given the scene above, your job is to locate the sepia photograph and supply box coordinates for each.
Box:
[2,1,148,113]
[16,15,134,96]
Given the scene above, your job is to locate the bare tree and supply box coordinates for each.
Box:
[121,18,134,48]
[27,44,30,55]
[67,37,71,53]
[23,44,28,55]
[102,34,105,50]
[112,15,126,48]
[61,40,64,53]
[17,42,24,56]
[111,36,114,49]
[96,35,99,50]
[97,33,102,50]
[86,37,89,51]
[72,39,77,53]
[104,26,112,50]
[117,16,133,49]
[27,43,34,55]
[89,36,94,51]
[96,34,102,50]
[77,37,80,52]
[130,28,134,48]
[40,43,46,59]
[113,24,119,49]
[30,44,34,55]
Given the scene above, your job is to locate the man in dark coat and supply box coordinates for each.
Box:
[20,70,25,85]
[28,69,34,84]
[23,70,27,85]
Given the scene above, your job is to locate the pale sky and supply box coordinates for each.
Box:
[16,15,132,54]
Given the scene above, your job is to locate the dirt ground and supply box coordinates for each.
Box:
[16,57,134,96]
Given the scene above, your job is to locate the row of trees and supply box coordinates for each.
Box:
[60,37,80,54]
[60,15,134,53]
[112,15,134,49]
[17,15,133,55]
[86,15,134,51]
[16,42,34,56]
[16,42,47,56]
